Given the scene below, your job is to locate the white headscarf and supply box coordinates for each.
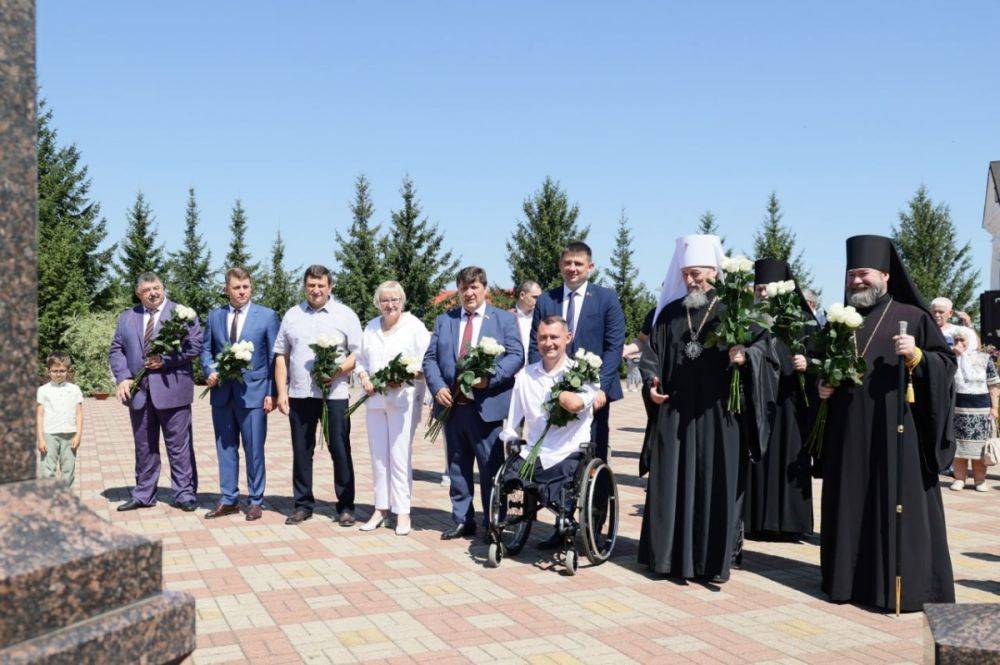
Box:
[653,234,727,325]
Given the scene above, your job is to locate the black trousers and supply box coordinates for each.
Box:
[289,397,355,513]
[591,405,610,462]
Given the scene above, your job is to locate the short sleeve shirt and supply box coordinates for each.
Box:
[37,381,83,434]
[273,299,363,400]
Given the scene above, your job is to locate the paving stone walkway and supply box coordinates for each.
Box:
[69,391,999,664]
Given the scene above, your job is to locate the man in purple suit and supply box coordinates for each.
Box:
[109,272,202,512]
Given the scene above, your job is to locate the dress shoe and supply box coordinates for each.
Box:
[285,510,312,525]
[175,500,198,512]
[204,503,239,519]
[537,531,564,550]
[338,510,356,527]
[441,523,476,540]
[360,511,389,532]
[394,514,411,536]
[245,505,263,521]
[117,499,152,512]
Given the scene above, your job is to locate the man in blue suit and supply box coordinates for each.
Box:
[530,241,626,464]
[424,266,524,540]
[200,268,281,521]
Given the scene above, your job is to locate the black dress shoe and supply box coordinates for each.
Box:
[175,500,198,512]
[117,499,152,512]
[537,531,564,550]
[285,509,313,525]
[441,523,475,540]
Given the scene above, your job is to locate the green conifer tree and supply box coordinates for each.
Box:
[752,191,814,288]
[333,175,388,322]
[167,187,215,318]
[116,191,166,303]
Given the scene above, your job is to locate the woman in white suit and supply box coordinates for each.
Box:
[355,281,431,535]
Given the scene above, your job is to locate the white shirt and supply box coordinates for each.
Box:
[37,381,84,434]
[356,313,431,410]
[226,303,250,342]
[500,357,597,469]
[456,302,487,357]
[514,306,534,360]
[562,282,588,330]
[141,304,165,337]
[273,298,363,400]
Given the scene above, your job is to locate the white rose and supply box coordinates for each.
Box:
[720,257,735,273]
[765,283,779,298]
[827,303,845,323]
[575,348,587,359]
[846,311,864,329]
[243,341,255,353]
[785,280,796,294]
[314,335,331,348]
[404,362,422,376]
[235,350,252,361]
[174,305,195,321]
[585,352,603,369]
[739,257,755,273]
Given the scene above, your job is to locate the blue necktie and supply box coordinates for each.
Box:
[565,291,577,335]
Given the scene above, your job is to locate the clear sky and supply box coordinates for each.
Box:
[37,1,999,303]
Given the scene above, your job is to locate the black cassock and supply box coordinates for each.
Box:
[820,294,956,611]
[639,295,776,581]
[745,336,814,537]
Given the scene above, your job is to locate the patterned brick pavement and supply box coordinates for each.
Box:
[67,391,998,664]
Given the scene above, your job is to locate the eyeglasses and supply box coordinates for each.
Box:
[379,297,402,305]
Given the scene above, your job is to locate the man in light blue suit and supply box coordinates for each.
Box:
[423,266,524,540]
[200,268,281,521]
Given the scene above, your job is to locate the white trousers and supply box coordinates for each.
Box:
[365,394,420,514]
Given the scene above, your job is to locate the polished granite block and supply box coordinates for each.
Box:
[0,0,39,485]
[0,481,162,646]
[0,590,195,665]
[924,603,1000,664]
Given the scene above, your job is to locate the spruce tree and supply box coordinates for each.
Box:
[697,210,725,247]
[36,99,116,361]
[167,187,215,318]
[752,191,814,288]
[892,185,979,315]
[116,191,166,303]
[258,230,300,316]
[224,198,260,280]
[333,175,388,322]
[507,177,588,290]
[605,208,654,341]
[383,176,459,324]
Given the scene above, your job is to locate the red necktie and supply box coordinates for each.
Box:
[459,310,475,358]
[144,309,158,351]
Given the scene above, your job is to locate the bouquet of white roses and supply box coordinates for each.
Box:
[425,336,505,443]
[130,304,198,399]
[705,255,770,413]
[761,279,817,406]
[804,303,865,455]
[346,353,422,418]
[309,332,348,442]
[518,349,602,481]
[200,340,255,399]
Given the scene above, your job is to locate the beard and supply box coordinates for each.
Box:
[848,282,887,309]
[683,288,708,310]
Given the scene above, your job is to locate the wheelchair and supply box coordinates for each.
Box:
[485,439,619,575]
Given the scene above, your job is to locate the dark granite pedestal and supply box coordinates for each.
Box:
[923,604,1000,664]
[0,1,195,662]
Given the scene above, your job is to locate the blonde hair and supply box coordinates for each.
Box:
[373,281,406,309]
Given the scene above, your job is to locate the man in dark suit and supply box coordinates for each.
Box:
[423,266,524,540]
[200,267,281,522]
[530,241,626,463]
[109,272,202,512]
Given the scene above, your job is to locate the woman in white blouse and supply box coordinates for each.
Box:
[355,281,431,535]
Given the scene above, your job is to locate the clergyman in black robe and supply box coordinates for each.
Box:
[818,235,955,612]
[638,236,777,583]
[745,259,816,539]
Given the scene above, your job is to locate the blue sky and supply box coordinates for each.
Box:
[38,1,998,303]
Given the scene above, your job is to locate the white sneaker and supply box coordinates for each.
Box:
[974,483,990,493]
[949,480,965,491]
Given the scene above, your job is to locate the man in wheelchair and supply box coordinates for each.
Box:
[487,315,618,571]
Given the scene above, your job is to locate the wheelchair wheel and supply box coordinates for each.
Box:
[564,548,578,576]
[488,457,536,556]
[486,542,503,568]
[577,457,619,564]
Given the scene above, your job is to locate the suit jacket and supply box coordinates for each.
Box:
[423,304,524,423]
[200,303,281,409]
[530,282,626,401]
[109,300,203,411]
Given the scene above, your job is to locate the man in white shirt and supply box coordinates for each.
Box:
[501,314,597,548]
[511,280,541,362]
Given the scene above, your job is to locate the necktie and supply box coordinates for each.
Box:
[565,291,577,335]
[459,310,475,358]
[144,309,158,351]
[230,308,241,344]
